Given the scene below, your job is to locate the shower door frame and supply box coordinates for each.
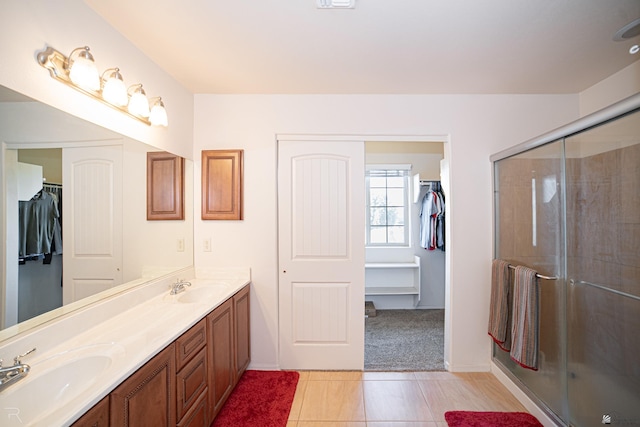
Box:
[490,92,640,426]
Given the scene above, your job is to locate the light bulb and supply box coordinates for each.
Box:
[102,68,128,106]
[128,85,150,117]
[68,47,100,91]
[149,98,168,127]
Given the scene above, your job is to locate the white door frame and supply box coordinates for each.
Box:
[276,133,451,370]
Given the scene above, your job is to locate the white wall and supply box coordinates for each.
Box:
[0,0,193,159]
[579,60,640,117]
[193,94,578,371]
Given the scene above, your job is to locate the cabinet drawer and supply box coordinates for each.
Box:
[177,388,208,427]
[177,347,208,422]
[176,318,207,370]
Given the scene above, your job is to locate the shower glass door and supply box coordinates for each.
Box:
[564,110,640,427]
[493,140,567,423]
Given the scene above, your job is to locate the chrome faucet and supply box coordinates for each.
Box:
[170,279,191,295]
[0,348,36,391]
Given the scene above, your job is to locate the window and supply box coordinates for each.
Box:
[365,166,411,246]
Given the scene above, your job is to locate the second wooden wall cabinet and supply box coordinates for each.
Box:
[201,149,243,220]
[147,151,185,220]
[72,285,250,427]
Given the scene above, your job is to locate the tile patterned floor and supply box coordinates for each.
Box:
[287,371,527,427]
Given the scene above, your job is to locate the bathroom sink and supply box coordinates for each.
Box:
[0,344,124,426]
[177,286,225,303]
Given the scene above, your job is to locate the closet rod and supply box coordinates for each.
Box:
[508,264,558,280]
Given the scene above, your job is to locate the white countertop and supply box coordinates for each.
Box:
[0,269,250,427]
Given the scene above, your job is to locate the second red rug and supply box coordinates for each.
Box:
[445,410,543,427]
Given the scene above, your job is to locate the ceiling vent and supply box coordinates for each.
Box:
[613,18,640,41]
[317,0,355,9]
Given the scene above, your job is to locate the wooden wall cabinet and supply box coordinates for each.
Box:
[147,151,185,220]
[201,149,243,220]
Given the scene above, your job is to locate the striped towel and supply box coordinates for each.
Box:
[510,266,539,371]
[488,259,511,351]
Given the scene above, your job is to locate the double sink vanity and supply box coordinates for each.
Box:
[0,268,251,427]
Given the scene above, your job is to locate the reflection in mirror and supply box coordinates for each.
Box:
[0,85,193,341]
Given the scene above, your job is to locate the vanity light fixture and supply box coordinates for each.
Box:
[36,45,168,127]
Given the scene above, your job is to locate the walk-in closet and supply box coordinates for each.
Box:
[16,149,63,323]
[364,141,446,371]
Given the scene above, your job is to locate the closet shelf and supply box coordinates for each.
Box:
[365,261,419,269]
[364,255,421,306]
[365,286,420,296]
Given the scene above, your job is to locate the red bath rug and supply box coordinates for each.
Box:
[445,411,543,427]
[211,370,299,427]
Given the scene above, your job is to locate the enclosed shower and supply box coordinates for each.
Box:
[491,96,640,427]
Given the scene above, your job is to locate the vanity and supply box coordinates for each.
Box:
[0,269,251,427]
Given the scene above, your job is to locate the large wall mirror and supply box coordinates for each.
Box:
[0,85,194,341]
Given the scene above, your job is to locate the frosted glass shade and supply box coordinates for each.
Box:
[102,73,128,106]
[69,53,100,91]
[149,101,168,127]
[128,89,150,117]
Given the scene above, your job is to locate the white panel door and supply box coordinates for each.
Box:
[62,145,123,304]
[278,139,365,370]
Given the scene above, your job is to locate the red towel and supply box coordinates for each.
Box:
[488,259,511,351]
[510,266,539,370]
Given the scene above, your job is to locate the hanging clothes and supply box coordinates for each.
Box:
[419,182,445,251]
[18,189,62,259]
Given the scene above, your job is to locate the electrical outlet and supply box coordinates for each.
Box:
[203,237,212,252]
[177,238,185,252]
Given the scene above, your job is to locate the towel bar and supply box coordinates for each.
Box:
[571,279,640,302]
[507,264,558,280]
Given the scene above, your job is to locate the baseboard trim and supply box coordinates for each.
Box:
[490,361,563,427]
[447,363,491,372]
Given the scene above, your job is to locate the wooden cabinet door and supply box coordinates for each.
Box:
[72,395,109,427]
[110,344,176,427]
[201,149,243,220]
[207,298,235,418]
[234,285,251,379]
[147,151,184,220]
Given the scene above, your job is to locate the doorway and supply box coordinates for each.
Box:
[15,148,63,323]
[277,135,450,371]
[363,141,446,371]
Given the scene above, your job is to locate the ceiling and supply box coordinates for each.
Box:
[84,1,639,95]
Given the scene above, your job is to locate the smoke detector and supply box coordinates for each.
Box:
[317,0,356,9]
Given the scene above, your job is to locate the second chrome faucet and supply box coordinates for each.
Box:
[170,279,191,295]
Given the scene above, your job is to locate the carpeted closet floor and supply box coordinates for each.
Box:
[365,309,445,371]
